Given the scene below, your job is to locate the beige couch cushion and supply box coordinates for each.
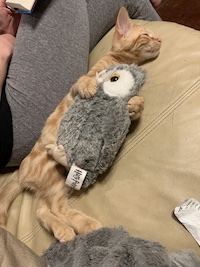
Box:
[1,20,200,256]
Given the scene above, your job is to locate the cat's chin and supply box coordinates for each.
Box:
[140,50,160,62]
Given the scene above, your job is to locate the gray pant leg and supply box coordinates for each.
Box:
[87,0,161,50]
[6,0,89,166]
[0,228,47,267]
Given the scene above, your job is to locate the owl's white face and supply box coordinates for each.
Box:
[97,68,135,98]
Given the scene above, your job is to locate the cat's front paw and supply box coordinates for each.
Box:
[75,76,97,99]
[128,96,144,121]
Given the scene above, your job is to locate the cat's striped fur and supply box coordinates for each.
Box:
[0,7,161,242]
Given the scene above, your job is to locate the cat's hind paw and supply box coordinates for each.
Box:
[54,225,75,243]
[79,218,102,234]
[66,209,102,235]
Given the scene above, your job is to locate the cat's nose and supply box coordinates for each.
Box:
[156,37,162,43]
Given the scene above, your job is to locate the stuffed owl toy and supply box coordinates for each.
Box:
[46,64,146,189]
[43,227,200,267]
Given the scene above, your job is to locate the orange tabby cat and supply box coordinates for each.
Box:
[0,7,161,242]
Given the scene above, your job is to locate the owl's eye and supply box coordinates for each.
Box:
[110,74,120,82]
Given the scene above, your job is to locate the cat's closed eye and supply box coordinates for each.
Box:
[141,33,150,37]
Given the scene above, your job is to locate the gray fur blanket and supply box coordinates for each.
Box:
[43,227,200,267]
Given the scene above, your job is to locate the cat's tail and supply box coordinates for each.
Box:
[0,171,22,227]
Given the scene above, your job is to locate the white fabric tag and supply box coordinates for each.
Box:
[174,198,200,246]
[65,163,87,190]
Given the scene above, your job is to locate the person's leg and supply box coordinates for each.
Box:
[5,0,90,166]
[0,79,13,169]
[0,32,17,169]
[87,0,161,50]
[0,227,47,266]
[0,34,15,98]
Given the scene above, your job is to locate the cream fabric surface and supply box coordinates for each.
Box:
[0,20,200,256]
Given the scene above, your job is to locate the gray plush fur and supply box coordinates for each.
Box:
[56,64,146,188]
[43,227,200,267]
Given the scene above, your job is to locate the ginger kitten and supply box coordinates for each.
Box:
[0,7,161,242]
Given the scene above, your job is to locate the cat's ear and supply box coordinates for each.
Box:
[115,7,132,39]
